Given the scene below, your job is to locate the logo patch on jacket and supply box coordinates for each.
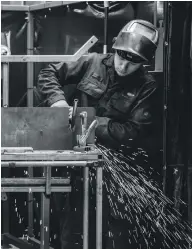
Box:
[91,73,102,82]
[127,92,135,97]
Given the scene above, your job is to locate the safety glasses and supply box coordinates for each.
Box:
[116,50,145,64]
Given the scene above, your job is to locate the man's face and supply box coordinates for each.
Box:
[114,50,145,77]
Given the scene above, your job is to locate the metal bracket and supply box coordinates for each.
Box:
[1,192,8,201]
[1,36,98,63]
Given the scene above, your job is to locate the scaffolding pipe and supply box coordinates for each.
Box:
[27,11,34,237]
[1,161,94,167]
[162,1,172,194]
[153,1,158,27]
[27,11,34,107]
[83,167,89,249]
[96,167,103,249]
[2,38,11,234]
[103,1,109,54]
[2,63,9,107]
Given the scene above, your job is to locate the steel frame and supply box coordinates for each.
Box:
[1,1,81,12]
[1,148,103,249]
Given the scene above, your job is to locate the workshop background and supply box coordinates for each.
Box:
[1,1,192,248]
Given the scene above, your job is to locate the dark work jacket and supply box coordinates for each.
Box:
[37,53,161,151]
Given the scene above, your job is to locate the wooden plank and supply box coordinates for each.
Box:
[1,107,96,150]
[29,1,81,11]
[1,5,29,11]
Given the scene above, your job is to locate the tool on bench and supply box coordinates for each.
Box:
[74,111,98,151]
[70,98,79,131]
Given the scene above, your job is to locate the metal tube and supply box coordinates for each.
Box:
[2,52,10,233]
[2,186,71,192]
[27,11,34,107]
[28,166,34,237]
[1,178,70,185]
[96,167,103,249]
[162,1,171,194]
[40,192,50,249]
[2,63,9,107]
[1,161,94,167]
[83,167,89,249]
[27,11,34,238]
[103,1,109,54]
[153,1,158,27]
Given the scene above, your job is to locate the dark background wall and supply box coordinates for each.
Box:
[1,1,164,107]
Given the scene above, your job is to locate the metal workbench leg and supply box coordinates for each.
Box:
[27,11,34,237]
[83,167,89,249]
[40,167,51,249]
[2,60,10,233]
[40,193,50,249]
[28,167,34,237]
[96,167,103,249]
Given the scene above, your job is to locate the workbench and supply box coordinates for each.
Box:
[1,107,103,249]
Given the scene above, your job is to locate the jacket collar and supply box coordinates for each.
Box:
[102,53,114,67]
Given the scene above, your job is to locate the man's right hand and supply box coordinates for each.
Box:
[51,100,69,108]
[51,100,73,120]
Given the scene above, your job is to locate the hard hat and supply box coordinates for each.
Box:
[112,19,159,61]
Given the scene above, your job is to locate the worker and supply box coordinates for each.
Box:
[37,19,161,249]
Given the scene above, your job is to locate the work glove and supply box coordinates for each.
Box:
[51,100,73,120]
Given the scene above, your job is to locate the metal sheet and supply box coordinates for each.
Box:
[1,107,96,150]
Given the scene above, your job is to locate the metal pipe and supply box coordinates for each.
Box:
[27,11,34,238]
[96,167,103,249]
[1,161,94,167]
[2,43,10,233]
[103,1,109,54]
[153,1,158,27]
[1,178,70,185]
[27,11,34,107]
[162,1,171,194]
[83,167,89,249]
[2,63,9,107]
[2,186,71,192]
[81,110,89,249]
[40,192,50,249]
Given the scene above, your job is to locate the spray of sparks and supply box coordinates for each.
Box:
[8,145,192,248]
[95,143,192,249]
